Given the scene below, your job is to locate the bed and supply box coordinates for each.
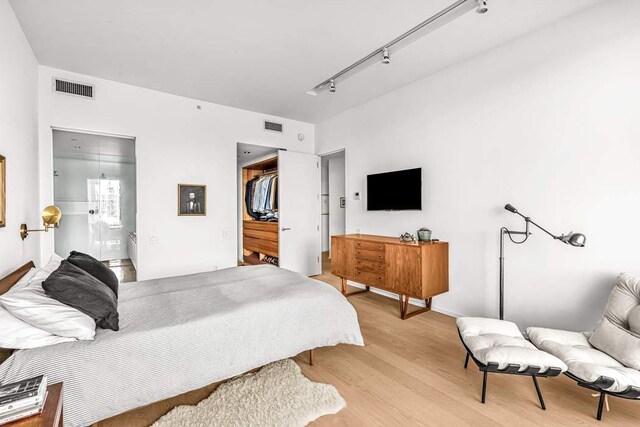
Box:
[0,263,363,427]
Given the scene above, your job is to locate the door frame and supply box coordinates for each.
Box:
[318,148,347,259]
[50,127,137,262]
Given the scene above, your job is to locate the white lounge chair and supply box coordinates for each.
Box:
[456,317,567,408]
[527,273,640,420]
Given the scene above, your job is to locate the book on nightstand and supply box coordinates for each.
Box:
[0,376,48,425]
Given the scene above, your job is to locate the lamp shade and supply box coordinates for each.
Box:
[504,203,517,213]
[560,232,586,247]
[41,205,62,226]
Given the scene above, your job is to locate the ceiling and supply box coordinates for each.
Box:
[53,130,135,163]
[237,143,280,164]
[11,0,605,123]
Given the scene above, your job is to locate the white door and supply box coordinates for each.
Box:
[278,150,322,276]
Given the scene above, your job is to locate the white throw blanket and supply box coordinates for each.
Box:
[0,265,363,427]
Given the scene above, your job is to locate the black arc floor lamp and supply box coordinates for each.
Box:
[499,203,586,320]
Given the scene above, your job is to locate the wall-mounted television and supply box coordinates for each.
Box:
[367,167,422,211]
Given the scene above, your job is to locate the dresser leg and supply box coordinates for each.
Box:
[399,295,432,319]
[341,278,370,297]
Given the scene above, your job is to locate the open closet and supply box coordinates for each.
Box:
[237,144,322,277]
[241,156,279,266]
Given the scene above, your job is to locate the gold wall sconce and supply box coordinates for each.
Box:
[20,205,62,240]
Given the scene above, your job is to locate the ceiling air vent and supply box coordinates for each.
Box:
[52,78,95,99]
[264,120,283,133]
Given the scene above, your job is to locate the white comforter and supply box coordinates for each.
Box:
[0,265,363,427]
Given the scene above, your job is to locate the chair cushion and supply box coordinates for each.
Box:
[600,273,640,330]
[589,318,640,370]
[630,306,640,334]
[457,317,567,373]
[528,327,640,393]
[588,273,640,370]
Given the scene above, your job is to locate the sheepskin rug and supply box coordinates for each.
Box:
[152,359,345,427]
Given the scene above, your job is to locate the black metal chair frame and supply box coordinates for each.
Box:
[457,329,563,410]
[563,372,640,420]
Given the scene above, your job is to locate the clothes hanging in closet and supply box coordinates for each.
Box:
[245,173,278,221]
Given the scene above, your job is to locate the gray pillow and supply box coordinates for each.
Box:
[42,261,119,331]
[67,251,119,297]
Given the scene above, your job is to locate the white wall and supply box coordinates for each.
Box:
[53,157,136,261]
[328,154,346,255]
[38,66,314,280]
[316,0,640,331]
[0,0,40,276]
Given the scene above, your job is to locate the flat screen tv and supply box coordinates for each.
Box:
[367,167,422,211]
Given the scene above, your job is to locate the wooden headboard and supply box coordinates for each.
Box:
[0,261,35,361]
[0,261,35,295]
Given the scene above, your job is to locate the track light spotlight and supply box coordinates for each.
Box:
[476,0,489,14]
[309,0,490,95]
[382,47,390,64]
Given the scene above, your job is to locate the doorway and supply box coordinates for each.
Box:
[52,129,137,282]
[320,150,346,267]
[237,142,321,276]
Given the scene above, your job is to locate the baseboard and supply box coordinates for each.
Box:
[346,280,464,318]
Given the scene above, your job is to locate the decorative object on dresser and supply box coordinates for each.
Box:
[399,232,416,243]
[0,154,5,228]
[331,234,448,319]
[499,203,586,320]
[177,184,206,216]
[417,227,432,242]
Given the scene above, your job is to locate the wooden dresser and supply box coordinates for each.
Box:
[331,234,449,319]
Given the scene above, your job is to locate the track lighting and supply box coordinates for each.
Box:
[308,0,489,95]
[382,47,390,64]
[476,0,489,14]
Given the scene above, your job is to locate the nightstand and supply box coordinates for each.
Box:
[6,383,62,427]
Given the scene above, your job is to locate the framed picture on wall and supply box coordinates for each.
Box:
[0,155,5,228]
[178,184,206,216]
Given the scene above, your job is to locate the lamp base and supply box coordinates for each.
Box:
[20,224,28,240]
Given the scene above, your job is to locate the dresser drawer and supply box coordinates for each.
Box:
[354,240,385,252]
[354,269,385,287]
[354,258,385,273]
[354,248,385,262]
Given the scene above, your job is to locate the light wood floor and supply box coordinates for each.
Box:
[299,252,638,426]
[101,253,638,426]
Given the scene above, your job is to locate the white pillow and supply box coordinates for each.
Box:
[10,267,37,292]
[0,305,75,349]
[0,254,96,341]
[31,254,64,283]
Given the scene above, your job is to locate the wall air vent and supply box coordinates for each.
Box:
[52,78,95,99]
[264,120,283,133]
